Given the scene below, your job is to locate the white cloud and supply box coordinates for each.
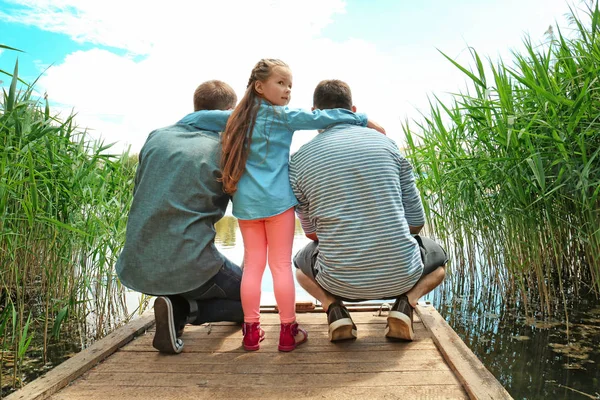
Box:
[2,0,574,153]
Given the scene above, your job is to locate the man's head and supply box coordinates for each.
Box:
[193,80,237,111]
[312,80,356,112]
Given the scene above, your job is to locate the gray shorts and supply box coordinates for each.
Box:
[293,235,448,301]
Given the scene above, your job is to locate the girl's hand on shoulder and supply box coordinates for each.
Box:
[367,119,386,135]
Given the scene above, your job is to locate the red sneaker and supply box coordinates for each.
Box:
[278,322,308,352]
[242,322,265,351]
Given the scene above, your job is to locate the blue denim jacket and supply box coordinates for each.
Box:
[179,101,367,220]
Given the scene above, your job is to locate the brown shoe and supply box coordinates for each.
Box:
[326,302,357,341]
[385,295,414,341]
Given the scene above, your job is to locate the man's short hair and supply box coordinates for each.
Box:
[193,80,237,111]
[313,80,353,110]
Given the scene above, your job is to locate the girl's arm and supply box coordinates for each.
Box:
[177,110,232,131]
[282,108,368,131]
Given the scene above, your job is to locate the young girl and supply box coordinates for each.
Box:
[179,59,384,352]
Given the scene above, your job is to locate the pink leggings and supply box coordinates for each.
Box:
[238,207,296,324]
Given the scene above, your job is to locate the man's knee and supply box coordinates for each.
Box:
[436,266,446,281]
[295,267,312,282]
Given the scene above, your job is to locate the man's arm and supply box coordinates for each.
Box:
[398,154,426,230]
[289,156,318,241]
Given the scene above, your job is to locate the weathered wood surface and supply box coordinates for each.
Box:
[6,312,155,400]
[417,305,513,399]
[9,304,511,400]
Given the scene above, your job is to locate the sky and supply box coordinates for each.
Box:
[0,0,578,154]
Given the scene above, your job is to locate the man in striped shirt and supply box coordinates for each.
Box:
[289,80,448,342]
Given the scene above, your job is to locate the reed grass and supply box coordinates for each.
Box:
[0,50,143,395]
[404,2,600,318]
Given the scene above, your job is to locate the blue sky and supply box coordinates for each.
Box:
[0,0,575,153]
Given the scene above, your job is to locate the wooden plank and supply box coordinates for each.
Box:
[93,359,451,374]
[252,311,423,324]
[62,370,462,387]
[146,324,429,339]
[51,384,469,399]
[417,305,513,400]
[6,312,155,400]
[102,348,445,364]
[172,323,428,335]
[170,320,422,333]
[93,356,451,374]
[121,336,439,353]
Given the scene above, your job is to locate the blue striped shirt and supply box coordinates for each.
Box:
[289,124,425,299]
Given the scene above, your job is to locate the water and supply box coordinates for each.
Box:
[429,284,600,400]
[214,216,316,304]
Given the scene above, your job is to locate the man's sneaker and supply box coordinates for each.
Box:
[326,302,357,341]
[242,322,266,351]
[385,295,414,341]
[153,297,184,354]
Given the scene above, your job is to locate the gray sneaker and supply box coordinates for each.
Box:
[326,302,357,341]
[385,295,414,341]
[153,297,184,354]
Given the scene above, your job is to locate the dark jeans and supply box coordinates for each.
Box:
[170,257,243,325]
[293,235,448,302]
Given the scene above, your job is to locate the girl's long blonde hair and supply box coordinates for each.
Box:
[220,58,288,195]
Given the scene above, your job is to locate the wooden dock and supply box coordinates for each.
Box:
[7,304,512,400]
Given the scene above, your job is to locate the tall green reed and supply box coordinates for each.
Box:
[1,48,142,395]
[404,2,600,318]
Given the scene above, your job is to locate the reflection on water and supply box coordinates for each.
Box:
[216,217,600,400]
[427,265,600,400]
[215,216,305,248]
[215,216,239,247]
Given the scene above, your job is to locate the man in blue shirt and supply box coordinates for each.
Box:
[116,80,243,354]
[289,80,448,343]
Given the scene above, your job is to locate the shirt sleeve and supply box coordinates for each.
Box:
[282,107,367,131]
[177,110,232,131]
[289,156,317,234]
[399,156,426,227]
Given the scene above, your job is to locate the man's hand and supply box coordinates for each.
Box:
[306,232,318,241]
[410,225,423,235]
[367,119,386,135]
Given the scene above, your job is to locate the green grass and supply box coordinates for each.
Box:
[404,2,600,318]
[0,51,146,394]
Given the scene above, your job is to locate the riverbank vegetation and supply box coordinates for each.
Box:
[404,3,600,318]
[0,47,142,395]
